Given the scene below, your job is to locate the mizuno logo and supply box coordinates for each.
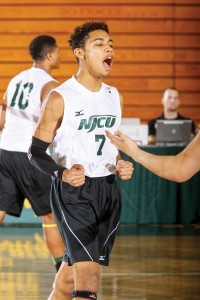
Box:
[99,255,106,261]
[78,115,116,133]
[75,110,84,116]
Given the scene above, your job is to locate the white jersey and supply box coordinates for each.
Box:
[0,67,57,152]
[52,76,121,177]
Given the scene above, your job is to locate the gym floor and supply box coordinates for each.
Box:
[0,225,200,300]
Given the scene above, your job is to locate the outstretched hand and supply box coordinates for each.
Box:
[105,130,139,158]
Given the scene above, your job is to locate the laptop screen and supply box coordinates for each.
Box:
[156,120,192,146]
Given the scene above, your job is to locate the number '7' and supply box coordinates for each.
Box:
[95,135,106,155]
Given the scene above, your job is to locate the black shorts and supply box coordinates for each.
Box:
[51,175,121,266]
[0,149,52,217]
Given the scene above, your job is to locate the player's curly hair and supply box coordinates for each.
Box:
[68,21,109,51]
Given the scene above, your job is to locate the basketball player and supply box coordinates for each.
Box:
[28,21,134,300]
[0,35,65,272]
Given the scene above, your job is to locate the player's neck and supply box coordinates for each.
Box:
[32,62,51,75]
[75,71,102,92]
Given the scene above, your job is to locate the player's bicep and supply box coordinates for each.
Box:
[34,92,64,143]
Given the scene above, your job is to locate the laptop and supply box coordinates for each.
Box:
[156,119,192,146]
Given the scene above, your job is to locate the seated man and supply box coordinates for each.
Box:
[148,87,196,145]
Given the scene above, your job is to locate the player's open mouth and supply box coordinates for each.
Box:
[103,57,113,70]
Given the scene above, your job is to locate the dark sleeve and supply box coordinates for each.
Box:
[28,136,66,179]
[148,119,156,135]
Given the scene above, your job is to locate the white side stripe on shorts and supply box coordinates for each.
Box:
[58,201,94,261]
[103,222,120,246]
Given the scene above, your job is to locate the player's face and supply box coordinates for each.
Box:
[83,30,114,78]
[162,89,180,112]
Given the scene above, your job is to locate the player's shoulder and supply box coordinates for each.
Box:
[6,69,29,90]
[10,68,29,81]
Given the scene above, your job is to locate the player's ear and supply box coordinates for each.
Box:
[46,51,52,61]
[74,48,85,60]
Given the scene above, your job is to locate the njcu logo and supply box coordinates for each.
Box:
[78,115,116,132]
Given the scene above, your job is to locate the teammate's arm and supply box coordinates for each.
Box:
[0,97,7,130]
[40,80,59,104]
[119,93,123,115]
[106,130,200,182]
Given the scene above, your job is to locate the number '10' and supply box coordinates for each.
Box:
[10,81,33,109]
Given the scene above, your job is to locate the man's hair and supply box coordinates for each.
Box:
[68,21,109,51]
[163,87,179,98]
[29,35,57,61]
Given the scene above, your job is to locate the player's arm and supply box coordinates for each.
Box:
[106,130,200,182]
[135,134,200,182]
[119,93,123,115]
[28,91,85,186]
[28,91,65,177]
[0,97,7,130]
[36,91,64,143]
[40,80,59,104]
[173,131,200,181]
